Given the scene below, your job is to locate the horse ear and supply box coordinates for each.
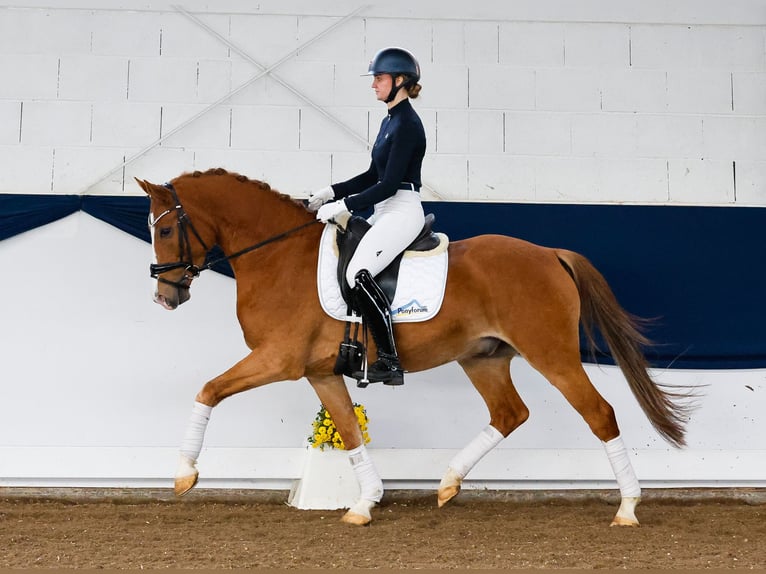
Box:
[135,177,152,195]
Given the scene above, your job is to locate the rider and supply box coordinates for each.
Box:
[308,47,426,387]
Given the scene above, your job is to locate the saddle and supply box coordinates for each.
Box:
[335,213,441,307]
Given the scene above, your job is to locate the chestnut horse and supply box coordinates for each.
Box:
[137,168,688,527]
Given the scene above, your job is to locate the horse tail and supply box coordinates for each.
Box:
[555,249,690,448]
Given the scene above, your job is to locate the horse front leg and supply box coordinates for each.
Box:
[174,349,302,496]
[307,375,383,526]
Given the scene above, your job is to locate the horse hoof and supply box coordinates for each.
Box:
[437,484,461,508]
[610,515,640,527]
[341,510,371,526]
[174,473,199,496]
[610,496,640,526]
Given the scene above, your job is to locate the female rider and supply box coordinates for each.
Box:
[308,47,426,387]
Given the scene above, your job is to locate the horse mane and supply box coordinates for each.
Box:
[175,167,308,211]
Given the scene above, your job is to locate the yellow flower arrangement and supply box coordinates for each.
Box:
[308,403,370,450]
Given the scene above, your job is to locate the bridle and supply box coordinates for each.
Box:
[148,182,320,290]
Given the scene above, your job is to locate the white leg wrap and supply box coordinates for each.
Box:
[179,401,212,463]
[448,425,505,478]
[347,444,383,503]
[603,435,641,498]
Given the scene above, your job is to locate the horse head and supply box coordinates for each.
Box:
[136,177,213,310]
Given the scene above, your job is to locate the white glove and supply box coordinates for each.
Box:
[316,200,349,223]
[307,185,335,212]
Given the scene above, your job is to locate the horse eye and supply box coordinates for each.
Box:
[159,227,173,239]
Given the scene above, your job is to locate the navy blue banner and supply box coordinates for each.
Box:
[2,194,764,369]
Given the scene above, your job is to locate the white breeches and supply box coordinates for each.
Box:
[345,189,425,287]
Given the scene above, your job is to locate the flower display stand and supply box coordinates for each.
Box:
[288,447,360,510]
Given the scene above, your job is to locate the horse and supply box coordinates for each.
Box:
[136,168,690,527]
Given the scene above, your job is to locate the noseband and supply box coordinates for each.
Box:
[149,182,319,289]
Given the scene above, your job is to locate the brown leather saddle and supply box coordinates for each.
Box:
[335,213,440,307]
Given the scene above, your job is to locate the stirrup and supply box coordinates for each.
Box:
[353,357,404,387]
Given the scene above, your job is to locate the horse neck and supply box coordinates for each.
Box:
[183,176,317,266]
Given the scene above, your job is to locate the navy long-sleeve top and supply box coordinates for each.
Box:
[331,98,426,212]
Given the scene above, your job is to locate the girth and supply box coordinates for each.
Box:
[335,213,440,306]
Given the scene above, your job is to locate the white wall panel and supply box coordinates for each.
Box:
[469,65,535,110]
[230,14,298,67]
[433,110,468,154]
[362,18,433,63]
[0,8,91,55]
[295,15,366,63]
[421,153,467,200]
[158,12,230,59]
[733,72,766,114]
[196,59,233,103]
[563,24,630,68]
[600,68,668,113]
[666,69,733,114]
[298,106,367,153]
[535,68,602,112]
[703,116,766,161]
[571,113,638,158]
[127,57,200,103]
[431,20,465,65]
[668,159,735,204]
[0,145,53,193]
[419,63,469,109]
[734,161,766,204]
[499,22,564,67]
[631,25,703,70]
[468,110,504,154]
[0,54,59,99]
[504,112,571,156]
[160,104,230,149]
[52,146,126,195]
[90,11,161,57]
[0,101,21,144]
[635,115,704,159]
[20,101,91,146]
[597,158,669,202]
[535,156,599,202]
[92,102,161,147]
[468,155,535,201]
[697,26,766,71]
[58,55,130,102]
[124,147,195,191]
[230,105,299,151]
[463,21,499,65]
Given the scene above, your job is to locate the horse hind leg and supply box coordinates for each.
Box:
[438,354,529,508]
[528,350,641,526]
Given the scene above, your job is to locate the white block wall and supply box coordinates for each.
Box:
[0,0,764,204]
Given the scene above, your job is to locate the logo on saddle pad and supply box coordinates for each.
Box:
[317,224,449,323]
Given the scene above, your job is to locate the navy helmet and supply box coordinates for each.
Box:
[365,47,420,84]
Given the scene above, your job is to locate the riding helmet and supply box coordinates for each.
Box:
[365,47,420,84]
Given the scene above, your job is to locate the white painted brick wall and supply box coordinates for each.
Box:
[564,24,630,68]
[733,72,766,113]
[500,22,564,67]
[0,3,763,204]
[21,101,91,146]
[0,102,21,145]
[92,102,161,147]
[58,55,129,102]
[0,146,53,193]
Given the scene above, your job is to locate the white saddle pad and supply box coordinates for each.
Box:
[317,223,449,323]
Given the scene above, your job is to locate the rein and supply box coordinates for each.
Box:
[149,182,320,289]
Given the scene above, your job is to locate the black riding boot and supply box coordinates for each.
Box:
[351,269,404,386]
